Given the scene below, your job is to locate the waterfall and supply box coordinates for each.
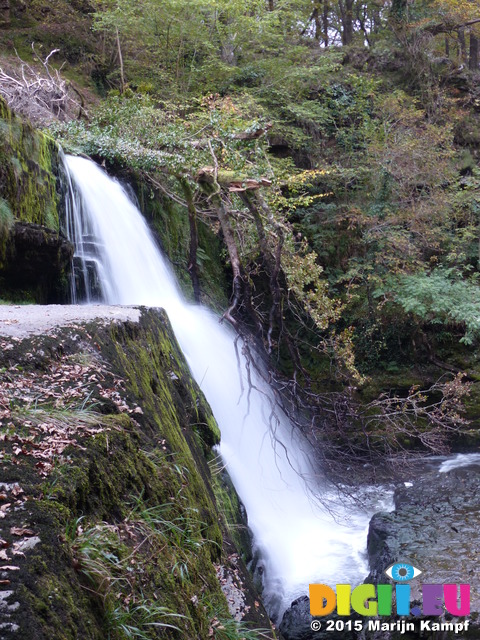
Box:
[63,154,389,620]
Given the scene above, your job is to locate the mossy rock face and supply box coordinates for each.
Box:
[0,307,273,639]
[0,97,73,302]
[0,96,60,230]
[365,466,480,638]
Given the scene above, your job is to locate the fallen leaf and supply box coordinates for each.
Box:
[0,565,20,571]
[0,550,9,560]
[10,527,35,537]
[11,545,25,557]
[11,484,24,498]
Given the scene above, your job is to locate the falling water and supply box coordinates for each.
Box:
[63,154,391,620]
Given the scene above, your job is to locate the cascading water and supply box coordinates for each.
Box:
[63,154,391,620]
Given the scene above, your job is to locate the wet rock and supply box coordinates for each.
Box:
[279,596,317,640]
[279,597,358,640]
[366,463,480,637]
[0,222,73,302]
[0,308,275,640]
[368,464,480,595]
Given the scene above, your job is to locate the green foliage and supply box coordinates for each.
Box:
[105,604,184,640]
[383,269,480,345]
[31,0,480,451]
[126,492,215,555]
[89,0,332,98]
[49,92,273,178]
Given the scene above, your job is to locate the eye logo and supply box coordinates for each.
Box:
[385,563,422,582]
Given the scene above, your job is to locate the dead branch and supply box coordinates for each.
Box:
[423,16,480,36]
[197,166,272,192]
[0,46,88,125]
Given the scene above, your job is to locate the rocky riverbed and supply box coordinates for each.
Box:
[280,459,480,640]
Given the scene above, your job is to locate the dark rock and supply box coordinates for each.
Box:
[279,596,318,640]
[279,596,358,640]
[0,222,73,302]
[365,463,480,637]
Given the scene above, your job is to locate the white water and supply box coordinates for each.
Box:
[63,155,391,619]
[439,453,480,473]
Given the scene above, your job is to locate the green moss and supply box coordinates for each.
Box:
[4,331,218,637]
[0,96,60,229]
[97,310,224,550]
[0,98,73,302]
[0,196,13,266]
[212,467,253,564]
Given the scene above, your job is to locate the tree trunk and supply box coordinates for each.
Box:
[213,196,243,326]
[357,3,371,46]
[115,27,125,93]
[469,32,479,70]
[322,0,329,46]
[458,27,467,63]
[311,8,320,41]
[372,7,381,33]
[239,192,285,352]
[342,0,354,45]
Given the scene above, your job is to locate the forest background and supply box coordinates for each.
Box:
[1,0,480,475]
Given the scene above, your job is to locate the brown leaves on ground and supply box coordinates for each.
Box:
[0,335,143,477]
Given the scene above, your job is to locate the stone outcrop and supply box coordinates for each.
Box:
[0,97,68,302]
[279,462,480,640]
[366,463,480,638]
[0,97,60,230]
[0,306,275,640]
[0,223,73,302]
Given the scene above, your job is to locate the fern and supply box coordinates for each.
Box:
[382,269,480,345]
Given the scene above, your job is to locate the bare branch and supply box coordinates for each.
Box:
[0,46,88,125]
